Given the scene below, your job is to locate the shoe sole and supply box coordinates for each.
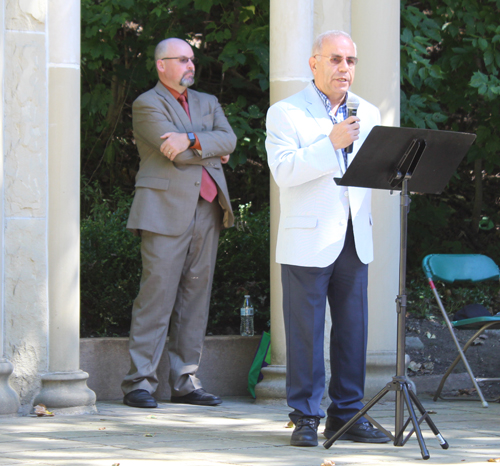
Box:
[123,398,158,408]
[170,399,222,406]
[324,430,390,444]
[290,440,318,447]
[123,403,158,408]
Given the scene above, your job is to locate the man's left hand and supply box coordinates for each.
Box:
[221,155,230,164]
[160,132,190,160]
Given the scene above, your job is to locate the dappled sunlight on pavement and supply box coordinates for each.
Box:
[0,395,499,465]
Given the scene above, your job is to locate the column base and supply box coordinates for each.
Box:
[254,365,287,404]
[0,359,21,416]
[254,354,414,405]
[33,370,97,414]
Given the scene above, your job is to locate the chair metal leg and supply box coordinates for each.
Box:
[435,321,500,406]
[428,282,489,407]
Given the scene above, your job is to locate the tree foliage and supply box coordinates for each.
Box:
[80,183,270,337]
[80,0,271,336]
[80,0,500,334]
[401,0,500,269]
[81,0,270,215]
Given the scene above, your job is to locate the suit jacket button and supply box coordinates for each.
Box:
[344,191,349,197]
[195,181,200,186]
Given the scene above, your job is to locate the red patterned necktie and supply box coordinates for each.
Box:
[177,94,217,203]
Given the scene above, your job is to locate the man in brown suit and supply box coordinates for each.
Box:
[121,38,236,408]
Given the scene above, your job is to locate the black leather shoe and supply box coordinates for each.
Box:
[324,419,390,443]
[171,388,222,406]
[290,417,320,447]
[123,389,158,408]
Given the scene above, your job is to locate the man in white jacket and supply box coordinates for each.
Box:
[266,30,389,447]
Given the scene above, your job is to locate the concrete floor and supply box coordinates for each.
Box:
[0,395,499,466]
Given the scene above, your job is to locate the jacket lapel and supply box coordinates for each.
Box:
[186,89,201,132]
[303,84,334,137]
[153,82,193,132]
[303,82,350,174]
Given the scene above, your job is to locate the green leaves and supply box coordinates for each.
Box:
[402,0,500,263]
[470,71,500,99]
[81,0,270,196]
[209,202,270,334]
[224,96,266,168]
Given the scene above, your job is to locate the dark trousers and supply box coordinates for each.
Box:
[281,220,368,425]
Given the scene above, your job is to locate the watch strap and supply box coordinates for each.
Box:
[187,132,196,148]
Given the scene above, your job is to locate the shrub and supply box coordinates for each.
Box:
[80,183,141,337]
[80,185,270,337]
[407,275,500,321]
[208,202,270,335]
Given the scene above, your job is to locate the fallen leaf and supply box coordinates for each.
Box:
[458,388,477,396]
[321,460,335,466]
[144,433,154,437]
[423,361,434,370]
[33,404,54,417]
[98,427,106,431]
[146,415,157,419]
[112,463,120,466]
[285,420,294,428]
[487,459,500,462]
[425,332,436,339]
[427,410,437,414]
[408,361,421,372]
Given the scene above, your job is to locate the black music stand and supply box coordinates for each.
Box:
[323,126,476,460]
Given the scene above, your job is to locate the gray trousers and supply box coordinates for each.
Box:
[121,197,222,397]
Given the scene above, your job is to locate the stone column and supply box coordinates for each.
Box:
[0,1,21,416]
[259,0,401,402]
[351,0,401,397]
[311,0,352,397]
[255,0,314,400]
[33,0,96,414]
[4,0,50,415]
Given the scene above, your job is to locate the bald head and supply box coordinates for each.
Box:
[155,38,191,62]
[155,38,196,92]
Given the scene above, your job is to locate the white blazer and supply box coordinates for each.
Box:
[266,83,381,268]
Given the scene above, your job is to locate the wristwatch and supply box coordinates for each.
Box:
[187,132,196,148]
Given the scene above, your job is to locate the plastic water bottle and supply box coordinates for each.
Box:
[240,295,254,337]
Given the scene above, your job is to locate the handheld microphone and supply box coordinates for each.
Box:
[346,94,359,154]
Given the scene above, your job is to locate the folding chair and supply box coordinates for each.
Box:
[422,254,500,407]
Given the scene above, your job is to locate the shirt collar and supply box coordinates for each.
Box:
[312,80,348,120]
[161,82,188,101]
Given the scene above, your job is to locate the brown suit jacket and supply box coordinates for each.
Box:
[127,82,236,236]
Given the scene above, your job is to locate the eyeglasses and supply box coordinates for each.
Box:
[314,54,358,68]
[161,56,198,65]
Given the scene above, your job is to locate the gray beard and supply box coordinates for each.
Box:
[180,74,194,87]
